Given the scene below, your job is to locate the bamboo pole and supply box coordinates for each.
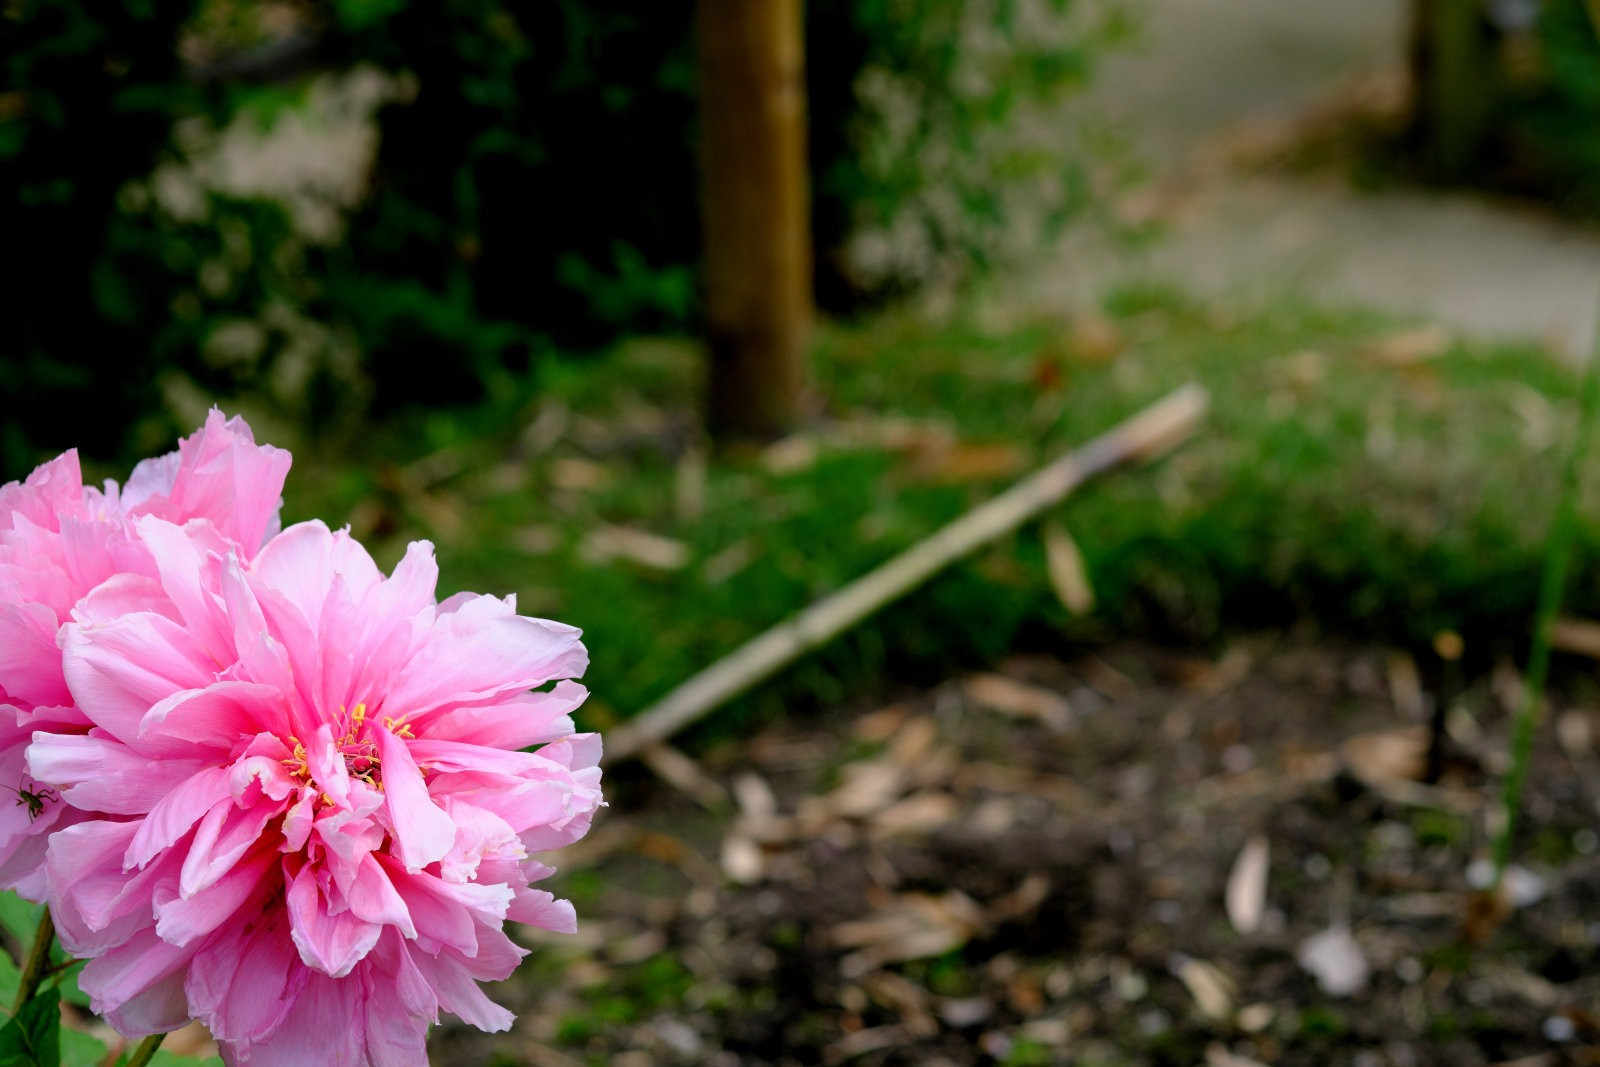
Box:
[697,0,812,438]
[604,383,1210,764]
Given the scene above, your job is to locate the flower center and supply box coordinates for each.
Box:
[280,702,414,799]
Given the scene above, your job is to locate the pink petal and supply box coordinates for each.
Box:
[132,516,231,665]
[407,949,515,1034]
[384,604,587,722]
[78,923,197,1032]
[28,733,210,814]
[420,681,588,749]
[128,409,292,554]
[0,449,85,533]
[247,521,339,629]
[377,859,478,957]
[60,613,217,748]
[102,969,192,1038]
[179,800,281,898]
[186,904,307,1048]
[70,573,176,626]
[220,970,368,1067]
[374,725,455,871]
[46,820,148,952]
[154,848,274,945]
[218,557,307,734]
[361,935,437,1067]
[138,681,287,751]
[509,888,578,933]
[0,602,68,709]
[345,854,416,938]
[286,864,381,978]
[363,540,438,623]
[305,724,350,808]
[123,765,232,870]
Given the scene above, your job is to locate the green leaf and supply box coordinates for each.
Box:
[57,1029,104,1067]
[0,947,19,1011]
[45,964,86,1010]
[0,895,42,950]
[0,987,60,1067]
[144,1053,223,1067]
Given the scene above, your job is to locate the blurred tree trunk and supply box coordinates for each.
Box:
[1409,0,1500,177]
[697,0,813,439]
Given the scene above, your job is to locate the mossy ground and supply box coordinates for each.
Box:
[276,284,1596,741]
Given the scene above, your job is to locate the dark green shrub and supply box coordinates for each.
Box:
[4,0,1112,471]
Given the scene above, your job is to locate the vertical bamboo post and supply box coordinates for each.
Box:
[696,0,812,438]
[1410,0,1495,179]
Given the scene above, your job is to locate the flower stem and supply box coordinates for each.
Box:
[12,909,53,1015]
[1494,320,1600,882]
[123,1034,166,1067]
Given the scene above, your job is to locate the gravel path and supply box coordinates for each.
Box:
[1022,0,1600,357]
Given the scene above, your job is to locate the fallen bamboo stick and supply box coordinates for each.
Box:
[603,382,1210,765]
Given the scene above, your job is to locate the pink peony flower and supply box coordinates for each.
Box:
[36,518,602,1064]
[0,411,290,897]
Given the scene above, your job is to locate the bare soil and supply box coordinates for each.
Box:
[446,635,1600,1066]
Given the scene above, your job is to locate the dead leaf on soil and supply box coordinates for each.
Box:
[702,539,755,584]
[1043,520,1095,616]
[732,772,779,821]
[869,791,959,839]
[1478,963,1562,1009]
[1383,892,1465,920]
[862,970,937,1031]
[1387,651,1425,721]
[1236,1003,1274,1033]
[938,996,994,1028]
[513,524,561,555]
[1205,1044,1269,1067]
[1341,726,1427,787]
[675,447,707,522]
[481,460,528,494]
[823,1025,910,1065]
[720,833,764,885]
[762,433,819,474]
[813,760,907,820]
[579,525,689,571]
[1507,383,1557,450]
[1296,924,1369,996]
[832,891,986,976]
[1492,657,1524,714]
[1557,710,1593,758]
[1065,311,1125,365]
[1551,616,1600,659]
[1365,324,1451,366]
[521,403,570,455]
[1275,348,1327,389]
[639,743,728,810]
[963,674,1075,729]
[910,441,1029,484]
[1169,646,1253,695]
[1464,886,1514,945]
[1170,955,1235,1020]
[887,715,940,768]
[855,704,909,742]
[548,456,612,491]
[1225,834,1270,935]
[990,874,1053,923]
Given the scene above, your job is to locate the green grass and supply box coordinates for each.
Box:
[272,284,1599,738]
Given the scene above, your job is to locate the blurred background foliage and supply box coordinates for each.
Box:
[3,0,1116,472]
[8,0,1600,728]
[1405,0,1600,203]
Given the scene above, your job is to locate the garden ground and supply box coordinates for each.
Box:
[442,635,1600,1066]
